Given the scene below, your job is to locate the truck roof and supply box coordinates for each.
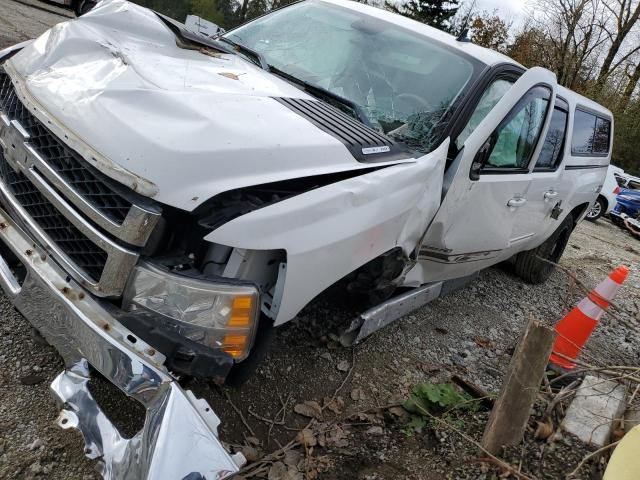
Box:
[557,84,613,119]
[321,0,523,68]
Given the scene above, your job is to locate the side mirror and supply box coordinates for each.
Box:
[470,139,493,180]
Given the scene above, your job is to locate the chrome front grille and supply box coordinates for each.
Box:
[0,152,108,281]
[0,67,160,296]
[0,72,133,225]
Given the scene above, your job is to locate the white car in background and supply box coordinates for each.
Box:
[43,0,96,16]
[586,164,623,221]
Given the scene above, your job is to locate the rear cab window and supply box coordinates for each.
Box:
[571,109,611,156]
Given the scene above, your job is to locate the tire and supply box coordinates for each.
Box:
[585,197,605,221]
[512,215,574,284]
[76,0,97,16]
[224,318,275,387]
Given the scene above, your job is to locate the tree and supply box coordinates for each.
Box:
[190,0,225,26]
[596,0,640,84]
[469,11,511,53]
[385,0,460,32]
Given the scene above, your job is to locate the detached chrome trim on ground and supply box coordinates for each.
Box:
[0,207,242,479]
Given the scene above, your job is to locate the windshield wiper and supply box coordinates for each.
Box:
[267,66,373,128]
[216,37,270,71]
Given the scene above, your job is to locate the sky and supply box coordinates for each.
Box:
[473,0,528,23]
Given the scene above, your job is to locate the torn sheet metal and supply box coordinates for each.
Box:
[52,360,243,480]
[208,140,448,324]
[6,0,415,209]
[0,206,241,479]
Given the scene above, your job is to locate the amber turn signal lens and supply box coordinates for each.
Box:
[227,296,253,327]
[222,334,248,358]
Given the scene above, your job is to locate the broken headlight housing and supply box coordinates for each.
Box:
[123,262,259,361]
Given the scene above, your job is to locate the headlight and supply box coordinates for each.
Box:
[123,262,259,361]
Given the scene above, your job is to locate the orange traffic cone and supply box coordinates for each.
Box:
[549,265,629,370]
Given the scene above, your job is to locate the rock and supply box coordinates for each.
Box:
[29,462,42,474]
[561,375,627,447]
[27,438,42,451]
[366,426,384,436]
[319,352,332,362]
[336,360,350,372]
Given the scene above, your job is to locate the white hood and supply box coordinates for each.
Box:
[7,0,412,210]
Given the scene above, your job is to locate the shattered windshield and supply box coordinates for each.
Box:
[225,1,481,153]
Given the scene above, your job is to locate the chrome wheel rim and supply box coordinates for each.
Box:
[587,201,602,218]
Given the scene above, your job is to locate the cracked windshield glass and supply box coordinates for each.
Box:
[226,1,479,152]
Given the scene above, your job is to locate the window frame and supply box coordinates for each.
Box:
[533,96,569,172]
[475,84,553,176]
[445,63,524,164]
[570,106,612,158]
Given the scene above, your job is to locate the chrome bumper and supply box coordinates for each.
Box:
[0,207,243,479]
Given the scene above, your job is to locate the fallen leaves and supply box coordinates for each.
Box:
[268,461,302,480]
[218,71,243,80]
[323,396,344,414]
[534,418,554,441]
[474,335,493,349]
[350,388,365,401]
[294,401,323,420]
[297,428,317,447]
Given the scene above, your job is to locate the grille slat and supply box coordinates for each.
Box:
[0,152,107,280]
[0,72,132,224]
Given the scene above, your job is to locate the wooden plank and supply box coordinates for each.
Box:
[481,317,557,454]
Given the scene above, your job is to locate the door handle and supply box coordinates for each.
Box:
[507,197,527,208]
[544,190,559,200]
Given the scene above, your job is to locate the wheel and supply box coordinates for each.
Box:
[585,197,605,221]
[76,0,97,16]
[512,215,574,284]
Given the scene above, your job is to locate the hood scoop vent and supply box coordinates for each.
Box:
[275,97,411,163]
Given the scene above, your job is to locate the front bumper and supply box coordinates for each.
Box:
[0,207,243,479]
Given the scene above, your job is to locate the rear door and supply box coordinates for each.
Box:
[518,96,570,245]
[418,67,557,282]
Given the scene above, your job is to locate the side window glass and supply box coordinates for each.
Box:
[571,110,596,154]
[571,109,611,156]
[593,117,611,154]
[455,79,513,149]
[534,100,568,170]
[485,89,550,169]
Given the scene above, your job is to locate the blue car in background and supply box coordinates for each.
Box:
[610,188,640,225]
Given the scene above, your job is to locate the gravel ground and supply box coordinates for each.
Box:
[0,0,72,51]
[0,215,637,479]
[0,5,639,478]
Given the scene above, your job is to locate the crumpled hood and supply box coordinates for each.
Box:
[6,0,403,210]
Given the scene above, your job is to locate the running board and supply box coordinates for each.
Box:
[341,273,478,346]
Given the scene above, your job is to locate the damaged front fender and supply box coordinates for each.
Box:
[208,140,448,324]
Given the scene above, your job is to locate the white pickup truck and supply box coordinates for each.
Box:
[0,0,612,477]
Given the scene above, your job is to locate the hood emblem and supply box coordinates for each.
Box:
[362,146,391,155]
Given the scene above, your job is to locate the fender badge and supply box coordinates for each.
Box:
[362,146,391,155]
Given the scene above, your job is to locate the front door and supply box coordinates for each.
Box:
[417,67,558,283]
